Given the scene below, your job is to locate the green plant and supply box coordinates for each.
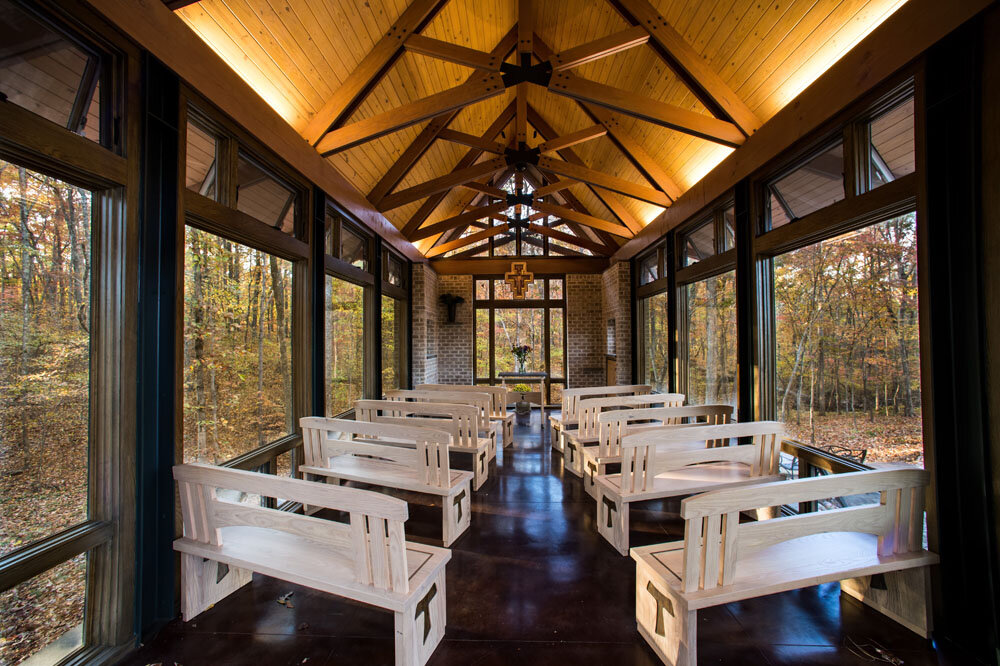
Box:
[512,383,531,393]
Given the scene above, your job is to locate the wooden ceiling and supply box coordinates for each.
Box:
[173,0,908,258]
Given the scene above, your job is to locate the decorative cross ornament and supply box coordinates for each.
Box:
[504,261,534,298]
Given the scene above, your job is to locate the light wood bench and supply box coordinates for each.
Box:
[417,384,514,448]
[596,421,784,555]
[173,463,449,666]
[300,418,472,546]
[387,389,500,460]
[578,405,733,499]
[549,384,652,454]
[561,393,684,477]
[632,467,938,665]
[356,399,491,491]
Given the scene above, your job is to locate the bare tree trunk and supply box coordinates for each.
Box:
[17,168,32,469]
[269,256,291,432]
[192,233,207,462]
[256,253,265,447]
[704,279,718,404]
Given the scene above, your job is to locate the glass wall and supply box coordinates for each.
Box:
[640,291,670,393]
[381,294,406,393]
[182,227,294,463]
[684,271,737,406]
[326,276,365,416]
[774,213,920,464]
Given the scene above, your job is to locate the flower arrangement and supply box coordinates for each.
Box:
[512,383,531,394]
[511,344,531,372]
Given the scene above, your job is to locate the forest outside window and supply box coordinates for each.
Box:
[683,271,737,406]
[0,161,93,664]
[0,0,102,143]
[773,212,920,464]
[382,295,406,394]
[182,227,294,466]
[326,275,365,416]
[639,292,670,393]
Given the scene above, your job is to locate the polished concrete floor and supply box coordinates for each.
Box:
[126,411,967,665]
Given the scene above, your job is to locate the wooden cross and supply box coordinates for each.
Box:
[504,261,534,298]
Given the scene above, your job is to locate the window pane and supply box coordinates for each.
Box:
[326,276,364,416]
[722,206,736,251]
[774,213,921,464]
[493,233,515,256]
[475,309,489,378]
[550,308,565,379]
[548,279,563,300]
[386,254,404,287]
[0,1,101,142]
[641,292,670,392]
[638,252,658,284]
[493,309,544,373]
[494,279,513,299]
[186,117,218,200]
[183,228,293,464]
[683,220,714,266]
[236,153,295,234]
[0,554,86,665]
[521,230,544,255]
[341,225,368,270]
[324,210,337,256]
[869,97,915,190]
[381,295,405,393]
[768,142,845,228]
[1,162,91,554]
[475,279,489,300]
[685,271,737,406]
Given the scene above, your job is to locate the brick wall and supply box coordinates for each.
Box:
[411,263,438,385]
[437,274,473,384]
[566,273,604,387]
[602,261,633,384]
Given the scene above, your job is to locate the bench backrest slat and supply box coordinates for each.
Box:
[678,467,930,593]
[560,384,652,421]
[416,384,509,417]
[618,421,784,495]
[574,393,685,439]
[597,404,734,457]
[388,389,491,424]
[174,463,411,594]
[356,399,483,448]
[300,417,453,489]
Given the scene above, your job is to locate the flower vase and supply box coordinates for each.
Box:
[516,359,526,374]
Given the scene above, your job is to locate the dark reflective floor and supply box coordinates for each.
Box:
[126,411,967,665]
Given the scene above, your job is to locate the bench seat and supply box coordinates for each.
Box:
[598,461,771,503]
[175,525,448,613]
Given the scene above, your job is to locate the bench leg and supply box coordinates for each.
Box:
[395,569,447,666]
[551,423,563,454]
[504,418,513,447]
[841,567,933,637]
[179,553,253,622]
[583,455,599,499]
[442,482,472,547]
[636,558,696,665]
[473,451,488,491]
[596,487,629,555]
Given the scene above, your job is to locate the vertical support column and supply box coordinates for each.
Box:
[733,179,756,422]
[311,187,326,415]
[373,237,384,398]
[665,233,678,394]
[134,54,180,638]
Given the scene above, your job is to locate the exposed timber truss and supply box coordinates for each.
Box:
[295,0,761,258]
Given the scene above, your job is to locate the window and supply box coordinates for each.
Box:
[236,152,295,234]
[684,271,737,406]
[773,213,921,464]
[0,0,102,143]
[381,295,406,393]
[766,141,845,229]
[1,163,92,553]
[867,97,915,191]
[182,227,293,463]
[186,117,218,200]
[640,292,670,392]
[340,224,369,270]
[326,276,365,416]
[682,219,714,266]
[638,251,659,284]
[385,252,404,287]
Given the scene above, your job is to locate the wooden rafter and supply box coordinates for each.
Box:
[537,125,607,154]
[411,202,509,241]
[548,72,744,147]
[517,0,533,55]
[303,0,448,145]
[400,102,515,237]
[460,182,508,198]
[435,166,515,246]
[367,27,517,205]
[317,74,505,154]
[550,25,649,70]
[537,154,671,207]
[378,156,508,212]
[522,165,619,253]
[528,223,611,255]
[425,225,510,258]
[606,0,761,137]
[532,200,633,238]
[438,129,507,154]
[526,103,644,235]
[404,34,502,71]
[533,35,681,204]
